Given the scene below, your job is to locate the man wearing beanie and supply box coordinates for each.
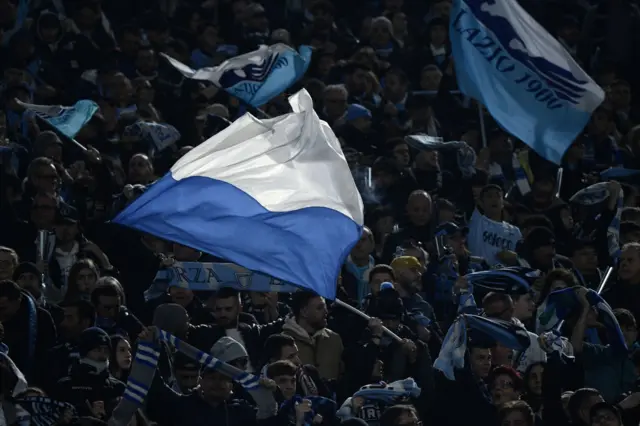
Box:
[56,327,125,420]
[13,261,63,324]
[390,256,441,343]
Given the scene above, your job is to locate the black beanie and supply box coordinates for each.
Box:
[78,327,111,357]
[12,262,40,281]
[525,226,555,250]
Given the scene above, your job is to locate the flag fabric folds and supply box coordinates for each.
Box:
[161,44,312,107]
[17,99,98,139]
[449,0,604,164]
[434,314,531,380]
[114,89,364,301]
[537,287,627,351]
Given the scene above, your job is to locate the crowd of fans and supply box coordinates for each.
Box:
[1,0,640,425]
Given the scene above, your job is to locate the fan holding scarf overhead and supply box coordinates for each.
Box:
[432,314,531,426]
[569,180,624,264]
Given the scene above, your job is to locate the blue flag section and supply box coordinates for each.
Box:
[153,262,300,293]
[162,44,312,108]
[449,0,605,164]
[17,99,98,139]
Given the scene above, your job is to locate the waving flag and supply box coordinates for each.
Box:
[17,99,98,139]
[434,314,530,380]
[114,90,363,300]
[449,0,605,164]
[537,288,627,351]
[162,44,312,108]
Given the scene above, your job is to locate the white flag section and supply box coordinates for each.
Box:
[114,89,364,300]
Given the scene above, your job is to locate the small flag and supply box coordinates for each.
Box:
[162,44,312,108]
[17,99,98,139]
[449,0,604,164]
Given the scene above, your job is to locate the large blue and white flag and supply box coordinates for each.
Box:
[449,0,605,164]
[161,44,312,108]
[114,90,364,300]
[17,99,98,139]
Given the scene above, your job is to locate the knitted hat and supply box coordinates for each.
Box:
[525,227,555,250]
[152,304,189,334]
[12,262,40,281]
[390,256,421,272]
[78,327,111,357]
[210,337,248,363]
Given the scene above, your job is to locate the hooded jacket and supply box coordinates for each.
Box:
[282,317,344,381]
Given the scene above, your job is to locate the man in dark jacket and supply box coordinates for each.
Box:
[41,299,96,393]
[0,279,56,381]
[91,283,144,340]
[56,327,125,420]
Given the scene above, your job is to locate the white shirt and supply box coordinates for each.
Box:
[467,209,522,266]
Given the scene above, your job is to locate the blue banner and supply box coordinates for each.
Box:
[153,262,300,294]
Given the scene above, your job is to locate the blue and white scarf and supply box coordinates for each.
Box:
[344,255,375,308]
[12,397,74,426]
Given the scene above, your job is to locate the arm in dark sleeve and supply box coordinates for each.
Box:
[342,337,380,394]
[35,308,58,365]
[541,352,574,424]
[145,366,182,423]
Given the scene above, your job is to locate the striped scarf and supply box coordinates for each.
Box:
[108,329,276,426]
[12,397,74,426]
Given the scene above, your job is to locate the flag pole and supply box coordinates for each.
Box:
[333,299,403,343]
[553,266,614,332]
[33,115,87,152]
[555,168,564,198]
[478,103,487,148]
